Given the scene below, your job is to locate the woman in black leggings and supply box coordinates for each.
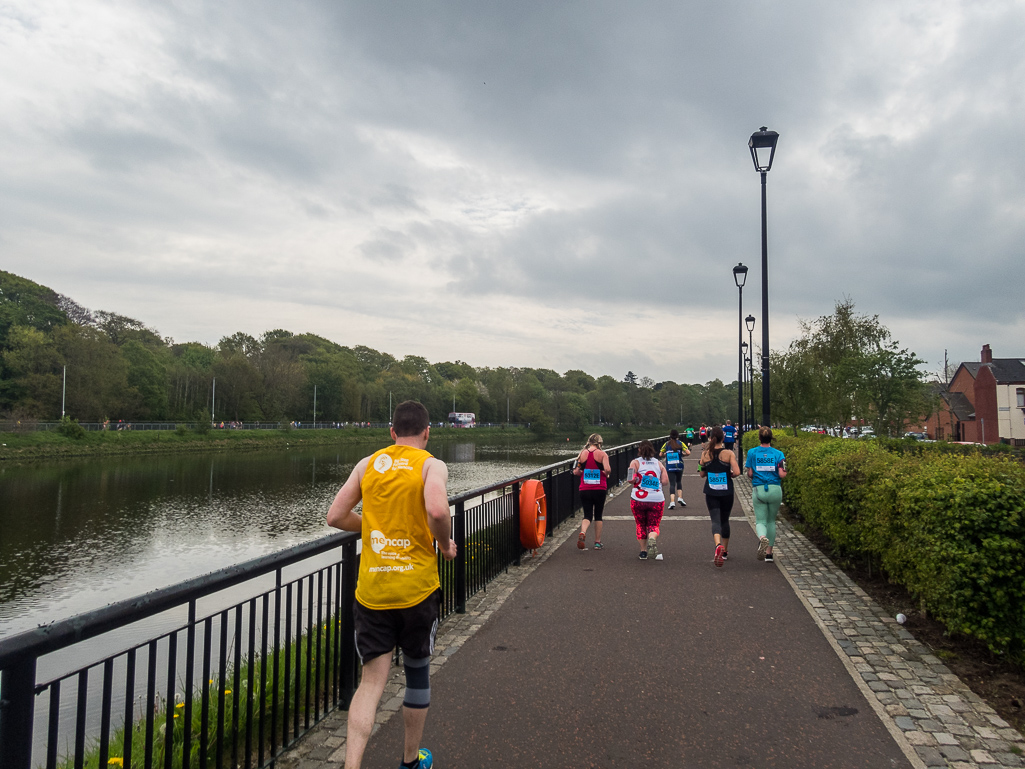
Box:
[699,426,741,567]
[573,433,611,550]
[659,429,691,509]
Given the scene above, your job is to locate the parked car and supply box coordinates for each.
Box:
[904,432,936,442]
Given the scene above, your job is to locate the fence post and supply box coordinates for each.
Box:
[339,540,358,710]
[543,471,554,534]
[512,482,521,566]
[454,502,466,614]
[0,657,36,769]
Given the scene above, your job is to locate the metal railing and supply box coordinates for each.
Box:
[0,437,659,769]
[0,421,531,433]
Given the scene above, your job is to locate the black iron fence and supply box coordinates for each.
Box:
[0,437,660,769]
[0,421,530,433]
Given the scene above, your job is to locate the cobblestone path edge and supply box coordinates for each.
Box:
[735,477,1025,769]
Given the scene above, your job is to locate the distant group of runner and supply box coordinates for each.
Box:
[325,401,788,768]
[572,422,786,567]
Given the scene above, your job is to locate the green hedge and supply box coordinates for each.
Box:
[777,433,1025,663]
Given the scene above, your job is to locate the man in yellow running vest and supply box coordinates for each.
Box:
[327,401,457,769]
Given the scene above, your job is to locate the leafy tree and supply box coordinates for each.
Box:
[436,360,476,382]
[213,353,263,421]
[219,332,260,358]
[770,298,929,436]
[52,324,133,421]
[0,325,62,416]
[122,340,169,419]
[94,311,162,348]
[453,378,480,416]
[168,343,215,419]
[802,298,888,429]
[562,369,596,393]
[771,342,822,435]
[856,345,934,437]
[519,399,554,436]
[55,294,94,326]
[0,271,68,358]
[591,376,631,423]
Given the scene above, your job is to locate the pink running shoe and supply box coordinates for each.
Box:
[714,544,725,567]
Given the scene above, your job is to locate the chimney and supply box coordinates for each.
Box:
[981,344,993,364]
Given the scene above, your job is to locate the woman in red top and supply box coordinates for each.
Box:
[573,434,611,550]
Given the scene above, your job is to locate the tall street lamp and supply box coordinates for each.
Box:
[740,341,749,431]
[732,262,748,440]
[746,314,756,431]
[749,126,779,427]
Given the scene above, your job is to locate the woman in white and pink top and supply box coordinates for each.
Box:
[628,440,669,560]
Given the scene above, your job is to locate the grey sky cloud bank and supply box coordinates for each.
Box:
[1,0,1023,385]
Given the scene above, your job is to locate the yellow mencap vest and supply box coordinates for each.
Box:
[356,444,441,610]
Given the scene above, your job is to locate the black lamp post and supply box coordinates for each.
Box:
[732,262,748,445]
[749,126,779,427]
[746,314,755,430]
[744,354,752,430]
[741,341,749,431]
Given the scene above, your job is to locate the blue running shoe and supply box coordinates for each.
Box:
[401,748,432,769]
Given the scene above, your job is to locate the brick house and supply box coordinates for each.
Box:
[923,344,1025,445]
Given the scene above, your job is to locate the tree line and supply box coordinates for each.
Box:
[0,271,738,430]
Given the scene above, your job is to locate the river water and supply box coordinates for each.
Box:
[0,438,580,640]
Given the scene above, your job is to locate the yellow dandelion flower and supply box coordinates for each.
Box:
[224,689,232,695]
[173,714,179,719]
[108,759,124,767]
[175,703,185,709]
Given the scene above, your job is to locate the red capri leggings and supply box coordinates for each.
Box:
[630,499,664,539]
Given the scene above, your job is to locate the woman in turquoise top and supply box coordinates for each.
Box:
[745,426,787,563]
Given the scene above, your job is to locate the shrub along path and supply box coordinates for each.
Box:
[280,463,1024,768]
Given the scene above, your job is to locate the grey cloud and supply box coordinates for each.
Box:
[358,229,415,263]
[65,123,195,173]
[2,0,1024,385]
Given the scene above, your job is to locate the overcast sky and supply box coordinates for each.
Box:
[2,1,1023,385]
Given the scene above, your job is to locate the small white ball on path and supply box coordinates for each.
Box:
[896,613,906,624]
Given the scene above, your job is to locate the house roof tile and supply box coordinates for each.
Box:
[960,358,1025,385]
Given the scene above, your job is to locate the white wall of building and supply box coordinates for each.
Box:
[996,385,1025,442]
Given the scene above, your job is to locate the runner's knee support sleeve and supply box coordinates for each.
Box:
[402,655,431,709]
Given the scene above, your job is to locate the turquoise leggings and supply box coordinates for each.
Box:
[752,484,783,545]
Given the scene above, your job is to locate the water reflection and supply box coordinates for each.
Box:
[0,439,577,637]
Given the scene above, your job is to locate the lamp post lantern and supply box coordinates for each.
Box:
[749,126,779,427]
[732,262,748,443]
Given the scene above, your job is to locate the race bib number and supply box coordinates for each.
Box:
[666,451,681,469]
[640,474,660,490]
[708,472,728,491]
[582,468,601,485]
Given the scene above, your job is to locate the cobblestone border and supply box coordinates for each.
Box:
[736,476,1025,769]
[276,484,632,769]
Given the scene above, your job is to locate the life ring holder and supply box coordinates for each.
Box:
[519,479,547,554]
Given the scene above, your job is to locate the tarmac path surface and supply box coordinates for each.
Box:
[361,465,913,768]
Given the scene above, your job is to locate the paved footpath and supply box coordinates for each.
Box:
[281,458,1025,769]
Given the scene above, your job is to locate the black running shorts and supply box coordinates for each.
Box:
[353,589,441,663]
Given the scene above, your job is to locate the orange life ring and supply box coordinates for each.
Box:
[519,479,547,550]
